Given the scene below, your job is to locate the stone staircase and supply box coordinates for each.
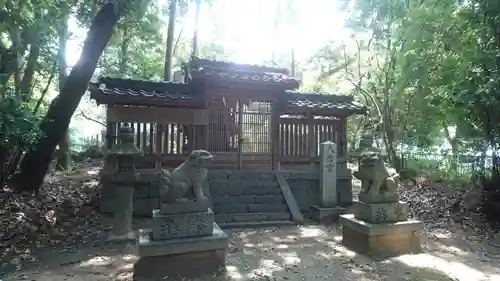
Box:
[208,171,295,228]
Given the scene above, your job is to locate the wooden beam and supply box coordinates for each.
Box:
[107,106,209,124]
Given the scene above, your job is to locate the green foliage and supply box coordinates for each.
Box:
[305,0,500,174]
[0,97,41,149]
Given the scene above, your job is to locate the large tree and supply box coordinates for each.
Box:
[13,1,132,192]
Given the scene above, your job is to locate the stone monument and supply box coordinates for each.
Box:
[100,123,142,242]
[134,150,229,279]
[340,135,422,257]
[311,141,345,222]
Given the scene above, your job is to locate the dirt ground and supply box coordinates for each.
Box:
[3,219,500,281]
[2,163,500,281]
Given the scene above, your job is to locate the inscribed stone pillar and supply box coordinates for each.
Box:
[319,141,337,208]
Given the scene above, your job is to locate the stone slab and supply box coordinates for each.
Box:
[151,210,214,240]
[158,199,210,215]
[339,214,421,257]
[311,205,345,223]
[277,174,304,224]
[138,223,228,257]
[353,201,408,223]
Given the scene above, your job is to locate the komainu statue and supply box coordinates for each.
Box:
[159,150,213,204]
[353,151,399,202]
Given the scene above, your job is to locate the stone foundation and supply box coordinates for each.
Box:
[100,169,356,219]
[135,223,228,279]
[310,205,345,223]
[340,214,422,257]
[134,249,226,280]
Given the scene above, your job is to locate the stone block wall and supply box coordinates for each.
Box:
[99,169,353,217]
[100,171,162,216]
[281,168,353,214]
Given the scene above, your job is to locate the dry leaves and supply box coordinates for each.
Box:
[0,161,103,271]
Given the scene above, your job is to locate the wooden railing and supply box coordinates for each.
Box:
[105,114,347,170]
[278,117,346,169]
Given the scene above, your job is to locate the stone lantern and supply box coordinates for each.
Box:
[351,134,381,159]
[102,123,143,242]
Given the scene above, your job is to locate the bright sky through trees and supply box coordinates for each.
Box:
[66,0,348,67]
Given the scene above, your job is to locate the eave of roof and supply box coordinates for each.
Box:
[88,77,204,107]
[282,91,368,115]
[188,57,300,90]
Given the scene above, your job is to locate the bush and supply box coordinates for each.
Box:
[0,97,42,149]
[0,97,42,184]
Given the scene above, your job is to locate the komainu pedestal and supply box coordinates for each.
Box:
[135,202,228,280]
[341,135,422,257]
[134,150,228,280]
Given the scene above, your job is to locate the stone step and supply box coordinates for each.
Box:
[213,203,289,214]
[212,195,285,205]
[215,212,291,223]
[210,185,282,196]
[218,220,295,229]
[209,179,279,189]
[209,180,281,196]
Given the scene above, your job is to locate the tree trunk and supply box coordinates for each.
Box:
[13,2,127,193]
[118,26,130,74]
[56,15,71,171]
[191,0,200,57]
[164,0,177,81]
[17,37,40,101]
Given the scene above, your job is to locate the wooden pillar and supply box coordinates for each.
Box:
[203,124,209,150]
[271,99,279,170]
[237,101,243,169]
[339,117,348,169]
[307,113,315,169]
[155,124,163,169]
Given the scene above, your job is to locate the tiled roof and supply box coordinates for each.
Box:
[283,91,367,113]
[188,57,300,89]
[190,57,290,75]
[88,77,202,106]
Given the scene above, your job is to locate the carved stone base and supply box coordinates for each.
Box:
[340,214,422,257]
[158,199,211,215]
[358,192,398,204]
[353,201,408,223]
[310,205,345,223]
[151,209,214,240]
[135,223,228,280]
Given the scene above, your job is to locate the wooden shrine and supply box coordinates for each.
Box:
[89,57,366,170]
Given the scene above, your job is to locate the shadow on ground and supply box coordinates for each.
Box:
[4,220,500,281]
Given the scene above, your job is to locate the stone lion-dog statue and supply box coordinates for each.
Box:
[159,149,213,204]
[353,151,399,197]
